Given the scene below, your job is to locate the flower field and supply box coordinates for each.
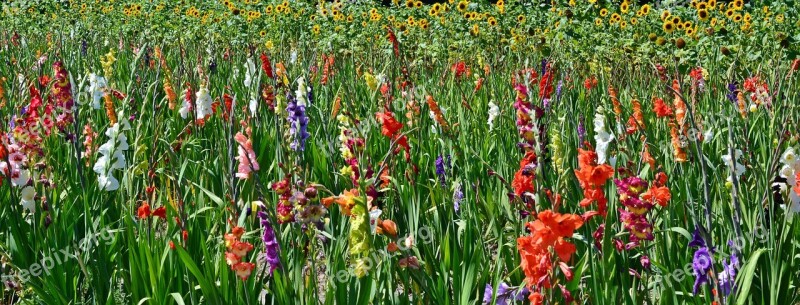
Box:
[1,0,799,304]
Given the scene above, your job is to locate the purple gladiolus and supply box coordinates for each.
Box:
[692,247,712,293]
[257,211,281,275]
[286,93,310,151]
[483,282,528,305]
[726,83,738,103]
[435,155,447,186]
[453,183,463,213]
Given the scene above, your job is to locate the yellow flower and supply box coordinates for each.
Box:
[620,2,630,14]
[312,24,320,35]
[487,16,497,26]
[517,14,525,23]
[640,4,651,15]
[663,21,675,33]
[600,8,609,17]
[660,10,670,20]
[698,9,709,21]
[457,1,468,12]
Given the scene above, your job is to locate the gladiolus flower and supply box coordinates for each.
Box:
[137,203,151,219]
[232,262,256,280]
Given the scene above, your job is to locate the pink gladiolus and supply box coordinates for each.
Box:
[234,131,259,179]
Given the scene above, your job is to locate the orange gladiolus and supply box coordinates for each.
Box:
[518,210,583,295]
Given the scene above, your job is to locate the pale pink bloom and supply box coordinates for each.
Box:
[234,132,259,179]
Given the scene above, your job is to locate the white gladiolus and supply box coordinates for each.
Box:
[243,56,257,88]
[721,149,745,183]
[593,106,614,164]
[487,101,499,131]
[20,186,36,213]
[93,118,130,191]
[778,146,800,215]
[179,88,192,119]
[195,85,213,120]
[295,76,309,107]
[87,73,108,109]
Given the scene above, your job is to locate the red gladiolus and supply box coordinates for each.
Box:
[518,210,583,299]
[137,203,151,219]
[653,97,672,117]
[375,111,410,157]
[574,148,614,216]
[152,206,167,219]
[260,52,274,79]
[512,151,538,199]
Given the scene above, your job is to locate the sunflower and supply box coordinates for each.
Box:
[660,10,670,20]
[725,8,735,18]
[346,15,353,22]
[414,1,422,9]
[407,16,415,25]
[732,14,742,23]
[611,13,621,22]
[683,21,692,28]
[406,0,414,8]
[630,17,638,25]
[429,8,438,16]
[641,4,651,15]
[487,16,497,26]
[710,18,717,26]
[421,23,429,30]
[600,8,609,17]
[656,37,666,45]
[312,24,320,35]
[620,20,627,29]
[517,14,525,23]
[733,0,743,10]
[259,30,266,37]
[686,26,695,36]
[663,21,675,33]
[697,2,708,10]
[743,13,751,23]
[775,14,784,23]
[620,2,630,14]
[471,23,479,35]
[708,0,716,9]
[698,9,709,21]
[457,1,468,12]
[595,17,603,26]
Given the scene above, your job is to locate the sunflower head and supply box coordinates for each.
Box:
[663,21,675,33]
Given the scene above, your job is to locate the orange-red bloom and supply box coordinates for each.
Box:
[518,210,583,294]
[512,151,538,198]
[574,148,614,216]
[137,203,151,219]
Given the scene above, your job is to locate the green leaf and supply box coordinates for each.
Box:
[735,248,767,305]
